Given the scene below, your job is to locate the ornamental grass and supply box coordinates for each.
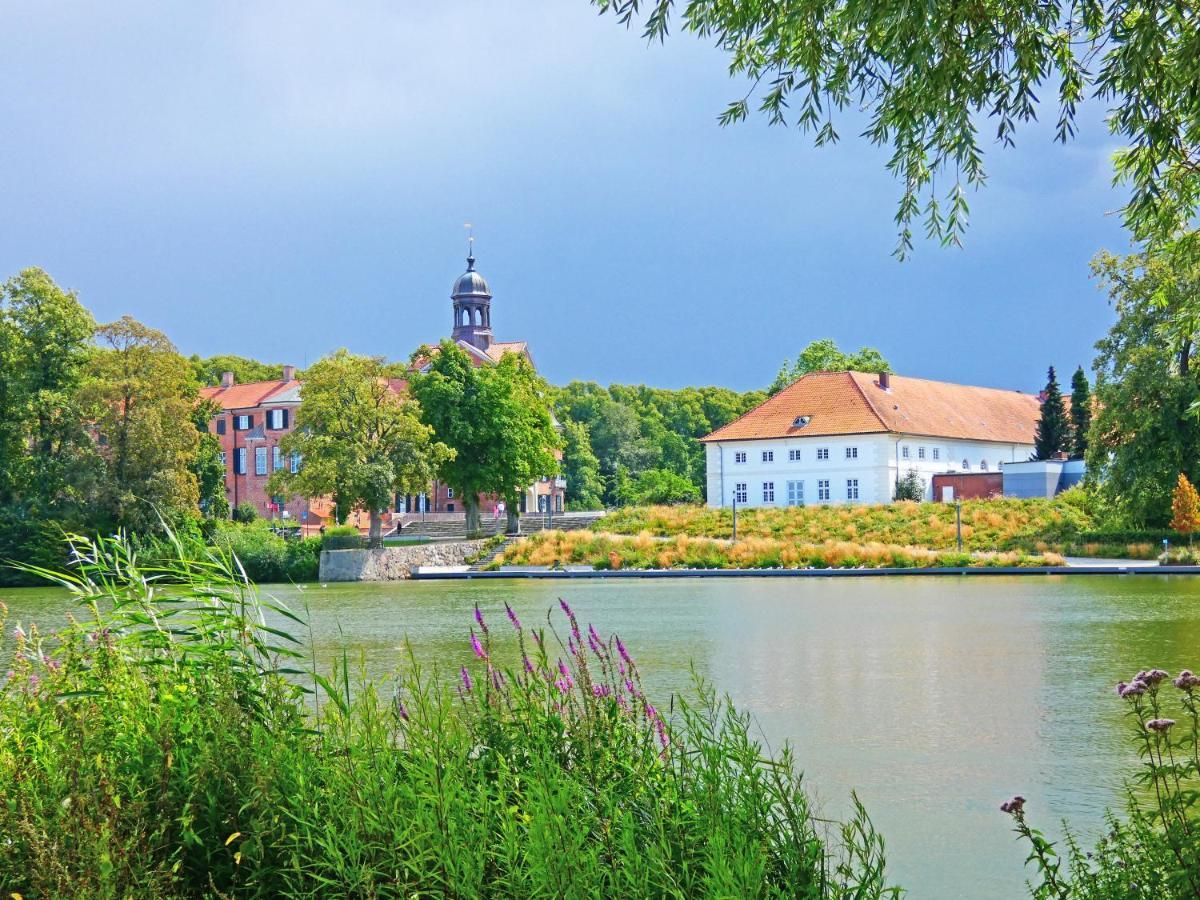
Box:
[0,532,899,898]
[493,529,1064,571]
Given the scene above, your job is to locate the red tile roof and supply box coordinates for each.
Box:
[701,371,1042,444]
[199,379,297,410]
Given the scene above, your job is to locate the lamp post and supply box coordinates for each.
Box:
[731,495,738,542]
[955,500,963,552]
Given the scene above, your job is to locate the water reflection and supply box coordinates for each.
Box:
[4,574,1199,898]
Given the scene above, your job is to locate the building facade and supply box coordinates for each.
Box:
[701,371,1041,508]
[200,251,564,526]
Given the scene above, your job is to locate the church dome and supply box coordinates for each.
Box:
[451,257,491,299]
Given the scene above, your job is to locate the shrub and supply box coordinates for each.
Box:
[232,501,259,523]
[1003,667,1200,897]
[894,469,925,502]
[0,534,901,898]
[320,524,363,551]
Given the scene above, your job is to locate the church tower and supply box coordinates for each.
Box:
[450,238,493,351]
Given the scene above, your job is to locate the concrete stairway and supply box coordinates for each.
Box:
[396,511,606,542]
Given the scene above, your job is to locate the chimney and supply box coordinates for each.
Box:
[220,371,235,388]
[878,371,890,390]
[282,364,296,382]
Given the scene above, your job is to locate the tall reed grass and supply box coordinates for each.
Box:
[0,532,900,897]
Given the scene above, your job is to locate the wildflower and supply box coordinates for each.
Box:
[558,659,570,678]
[1146,718,1176,732]
[1142,669,1169,686]
[1174,670,1200,690]
[616,635,632,666]
[12,625,25,641]
[559,597,581,642]
[593,684,611,698]
[568,636,578,657]
[555,678,571,695]
[470,630,487,660]
[1115,682,1127,697]
[396,699,410,721]
[523,654,535,675]
[27,674,40,689]
[656,716,668,748]
[492,669,506,691]
[474,604,488,634]
[1119,680,1148,698]
[1000,796,1026,815]
[460,666,473,693]
[645,703,658,720]
[505,602,521,631]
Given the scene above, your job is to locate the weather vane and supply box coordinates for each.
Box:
[464,221,474,259]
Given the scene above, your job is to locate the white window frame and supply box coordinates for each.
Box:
[255,446,268,475]
[272,446,283,470]
[762,481,775,503]
[733,482,748,504]
[847,478,859,500]
[788,449,801,462]
[234,414,250,431]
[218,451,227,467]
[845,446,858,459]
[289,452,301,474]
[234,447,246,475]
[918,447,926,460]
[962,459,970,470]
[762,450,774,463]
[980,460,989,471]
[816,447,830,460]
[786,480,804,506]
[817,479,830,501]
[734,451,747,464]
[932,448,941,461]
[446,487,455,499]
[901,445,910,459]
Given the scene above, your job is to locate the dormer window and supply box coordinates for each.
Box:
[792,415,811,428]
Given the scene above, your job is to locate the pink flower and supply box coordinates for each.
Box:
[1000,796,1026,815]
[470,630,487,660]
[1146,718,1176,732]
[460,666,473,693]
[474,604,488,634]
[505,602,521,631]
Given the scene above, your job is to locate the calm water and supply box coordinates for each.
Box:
[4,574,1200,898]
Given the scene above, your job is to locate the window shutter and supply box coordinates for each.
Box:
[282,409,289,428]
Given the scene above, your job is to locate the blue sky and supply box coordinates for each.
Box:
[1,1,1131,392]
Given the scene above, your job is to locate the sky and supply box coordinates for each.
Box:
[0,1,1132,393]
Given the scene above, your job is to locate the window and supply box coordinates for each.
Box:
[787,480,804,506]
[762,482,775,502]
[845,447,858,459]
[446,487,455,499]
[817,448,829,460]
[817,479,830,501]
[215,418,226,435]
[733,482,748,504]
[234,414,252,431]
[932,448,941,461]
[846,479,859,500]
[962,459,970,470]
[901,446,910,459]
[788,449,801,461]
[980,460,989,471]
[762,450,774,463]
[289,452,301,474]
[234,448,246,475]
[255,446,268,475]
[272,446,283,470]
[267,409,288,430]
[218,451,227,467]
[918,447,926,460]
[734,451,747,464]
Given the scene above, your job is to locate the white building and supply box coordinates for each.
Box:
[701,371,1041,508]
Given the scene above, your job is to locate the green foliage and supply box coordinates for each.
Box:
[1005,668,1200,897]
[769,339,892,395]
[320,524,364,551]
[232,501,259,524]
[0,534,900,898]
[270,349,451,547]
[1033,366,1071,460]
[561,418,604,510]
[596,0,1200,253]
[554,381,763,505]
[1069,367,1091,460]
[190,353,285,386]
[1087,249,1200,525]
[81,316,202,531]
[208,522,320,583]
[893,469,925,502]
[410,341,559,533]
[627,468,701,505]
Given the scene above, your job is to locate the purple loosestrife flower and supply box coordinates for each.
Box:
[492,669,507,691]
[593,684,611,698]
[460,666,473,693]
[616,635,632,666]
[474,604,488,634]
[656,717,668,748]
[505,602,521,631]
[568,636,578,657]
[1000,796,1026,815]
[644,703,658,720]
[555,678,571,695]
[470,630,487,660]
[559,597,581,642]
[396,699,410,721]
[523,654,535,675]
[1146,718,1176,732]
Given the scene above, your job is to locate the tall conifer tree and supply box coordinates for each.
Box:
[1069,366,1091,460]
[1033,366,1070,460]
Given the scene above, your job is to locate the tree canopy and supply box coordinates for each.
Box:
[410,342,560,534]
[190,354,286,387]
[268,349,451,546]
[596,0,1200,253]
[768,339,891,395]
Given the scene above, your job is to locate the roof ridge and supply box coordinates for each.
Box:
[845,372,891,433]
[847,369,1027,395]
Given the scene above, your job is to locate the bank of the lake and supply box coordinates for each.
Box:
[4,574,1199,898]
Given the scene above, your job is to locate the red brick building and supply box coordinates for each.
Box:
[201,249,564,526]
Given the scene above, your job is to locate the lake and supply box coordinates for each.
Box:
[4,574,1199,898]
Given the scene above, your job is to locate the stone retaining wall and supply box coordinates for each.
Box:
[319,540,489,582]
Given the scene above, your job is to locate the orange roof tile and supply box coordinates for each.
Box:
[199,379,298,410]
[701,371,1042,444]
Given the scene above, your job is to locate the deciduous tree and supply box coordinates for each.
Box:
[268,350,451,547]
[410,341,559,534]
[1170,473,1200,543]
[769,340,891,395]
[561,419,604,510]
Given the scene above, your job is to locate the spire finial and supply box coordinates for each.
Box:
[464,222,475,270]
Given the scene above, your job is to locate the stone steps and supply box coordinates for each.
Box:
[397,511,606,542]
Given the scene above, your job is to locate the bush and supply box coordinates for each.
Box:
[626,468,701,506]
[894,469,925,502]
[0,535,901,897]
[232,501,259,524]
[1004,668,1200,897]
[0,512,70,586]
[320,524,363,551]
[210,521,320,583]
